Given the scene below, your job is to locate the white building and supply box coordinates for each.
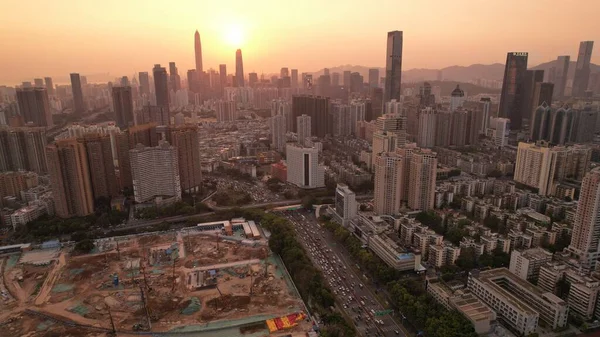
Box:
[286,144,324,189]
[486,117,510,147]
[130,141,181,203]
[349,100,366,134]
[216,100,236,122]
[269,114,286,152]
[296,114,311,146]
[509,248,553,282]
[514,142,557,196]
[384,99,403,115]
[417,107,436,148]
[334,183,357,224]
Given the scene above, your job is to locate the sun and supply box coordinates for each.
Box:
[224,24,245,47]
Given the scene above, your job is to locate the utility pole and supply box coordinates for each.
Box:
[116,240,121,260]
[171,257,178,292]
[106,304,116,335]
[139,284,152,330]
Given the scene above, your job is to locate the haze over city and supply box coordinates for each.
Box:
[1,0,600,84]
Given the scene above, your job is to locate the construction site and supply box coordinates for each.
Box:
[0,219,314,337]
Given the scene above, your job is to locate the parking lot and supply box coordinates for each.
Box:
[282,210,405,337]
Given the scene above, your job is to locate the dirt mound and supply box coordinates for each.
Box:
[205,294,250,312]
[138,235,161,246]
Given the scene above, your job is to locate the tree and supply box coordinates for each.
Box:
[302,195,316,210]
[456,247,477,271]
[487,169,503,178]
[74,239,95,254]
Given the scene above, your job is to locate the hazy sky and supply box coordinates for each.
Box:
[1,0,599,85]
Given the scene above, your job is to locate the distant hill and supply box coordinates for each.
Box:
[402,80,500,95]
[311,61,600,83]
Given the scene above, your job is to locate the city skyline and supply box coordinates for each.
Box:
[1,0,599,85]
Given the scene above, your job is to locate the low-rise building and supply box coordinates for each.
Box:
[509,248,553,282]
[368,234,421,272]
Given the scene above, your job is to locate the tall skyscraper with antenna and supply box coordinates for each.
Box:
[384,31,403,103]
[236,49,245,87]
[194,30,203,74]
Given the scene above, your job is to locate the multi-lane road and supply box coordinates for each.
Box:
[283,210,405,337]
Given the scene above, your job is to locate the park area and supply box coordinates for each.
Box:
[0,222,312,337]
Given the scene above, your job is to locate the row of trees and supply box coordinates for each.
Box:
[239,209,356,337]
[322,219,477,337]
[136,201,211,219]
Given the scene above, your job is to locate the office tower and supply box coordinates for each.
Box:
[572,41,594,97]
[568,167,600,271]
[450,85,465,111]
[553,56,570,99]
[291,95,329,137]
[335,183,357,223]
[369,68,379,88]
[167,125,202,194]
[16,87,52,127]
[248,72,258,87]
[137,72,150,100]
[187,69,199,93]
[373,152,403,215]
[269,114,286,152]
[153,64,169,110]
[343,71,351,88]
[571,108,598,143]
[291,69,298,88]
[384,31,403,102]
[138,106,169,126]
[216,100,236,122]
[235,49,245,87]
[112,86,134,129]
[509,248,553,282]
[33,78,44,87]
[514,142,560,196]
[530,82,554,125]
[297,114,311,146]
[81,134,119,199]
[487,117,510,148]
[70,73,85,113]
[44,77,54,96]
[219,64,227,91]
[129,141,181,203]
[46,139,94,218]
[530,103,552,141]
[285,143,325,189]
[194,30,203,74]
[549,107,575,145]
[522,70,544,125]
[408,149,437,211]
[331,72,340,86]
[376,112,407,147]
[417,108,436,148]
[499,52,528,129]
[169,62,181,91]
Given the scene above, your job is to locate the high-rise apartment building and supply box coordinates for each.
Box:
[450,85,465,111]
[417,107,436,148]
[112,86,134,129]
[285,144,324,189]
[384,31,403,102]
[509,248,553,282]
[408,149,437,211]
[70,73,85,114]
[369,68,380,88]
[514,142,558,196]
[296,114,311,146]
[291,69,298,88]
[137,106,169,126]
[568,167,600,272]
[216,100,236,122]
[248,72,258,88]
[16,87,52,127]
[373,152,403,215]
[376,113,407,148]
[553,56,570,99]
[235,49,245,87]
[487,117,510,148]
[343,71,351,88]
[153,64,169,110]
[33,78,44,87]
[194,30,203,74]
[331,72,340,86]
[167,125,202,194]
[44,77,54,96]
[499,52,528,129]
[129,141,181,203]
[81,134,119,199]
[219,64,227,92]
[572,41,594,97]
[269,114,286,152]
[335,183,357,223]
[138,72,150,96]
[46,139,94,218]
[0,127,48,174]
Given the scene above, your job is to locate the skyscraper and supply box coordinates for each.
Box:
[70,73,85,113]
[248,72,258,88]
[568,167,600,272]
[499,52,528,129]
[450,85,465,111]
[369,68,379,88]
[530,82,554,125]
[169,62,181,91]
[219,64,227,91]
[16,87,52,127]
[291,69,299,88]
[153,64,169,110]
[376,113,407,148]
[138,72,150,96]
[112,86,134,129]
[187,69,199,93]
[384,31,403,102]
[522,70,544,125]
[235,49,245,87]
[269,114,286,152]
[572,41,594,97]
[81,134,119,199]
[0,127,48,174]
[129,141,181,203]
[44,77,54,96]
[553,56,570,99]
[46,139,94,218]
[194,30,203,74]
[167,125,202,194]
[297,114,311,146]
[291,95,329,137]
[480,97,491,133]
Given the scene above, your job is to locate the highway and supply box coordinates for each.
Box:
[282,210,403,337]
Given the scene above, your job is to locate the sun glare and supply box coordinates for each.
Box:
[224,24,245,47]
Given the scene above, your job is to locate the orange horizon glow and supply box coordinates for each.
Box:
[0,0,599,85]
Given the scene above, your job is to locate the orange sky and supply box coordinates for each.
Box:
[0,0,599,85]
